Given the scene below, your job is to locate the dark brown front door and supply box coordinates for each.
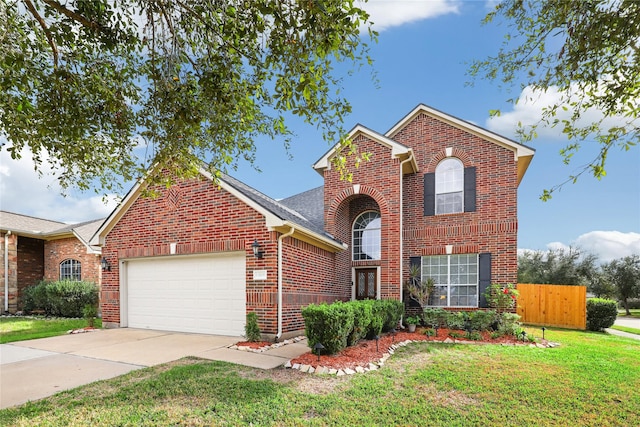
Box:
[356,268,377,300]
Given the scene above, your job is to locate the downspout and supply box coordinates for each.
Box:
[4,230,11,312]
[276,226,295,341]
[399,153,414,307]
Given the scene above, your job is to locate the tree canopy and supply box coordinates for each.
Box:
[0,0,375,194]
[470,0,639,200]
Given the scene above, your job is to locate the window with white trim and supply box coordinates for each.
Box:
[60,259,81,281]
[352,211,381,260]
[421,254,478,307]
[435,158,464,214]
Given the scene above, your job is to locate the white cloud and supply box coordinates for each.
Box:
[519,231,640,264]
[486,84,638,140]
[358,0,460,32]
[0,145,118,223]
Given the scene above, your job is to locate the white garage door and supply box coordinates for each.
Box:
[124,252,246,336]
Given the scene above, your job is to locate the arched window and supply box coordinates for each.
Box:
[60,259,81,281]
[353,211,381,260]
[435,158,464,214]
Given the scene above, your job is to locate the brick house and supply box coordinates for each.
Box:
[92,104,534,339]
[0,211,103,313]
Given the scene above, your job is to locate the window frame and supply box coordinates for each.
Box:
[435,157,464,215]
[352,210,381,261]
[60,259,82,281]
[420,254,479,308]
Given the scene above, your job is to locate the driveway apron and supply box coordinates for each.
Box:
[1,328,309,409]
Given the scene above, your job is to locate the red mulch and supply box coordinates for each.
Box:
[289,328,528,371]
[235,341,273,350]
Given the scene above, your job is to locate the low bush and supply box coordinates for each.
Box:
[244,312,262,342]
[378,299,404,331]
[497,312,521,336]
[422,308,449,328]
[468,310,497,331]
[363,300,384,339]
[446,311,466,330]
[302,302,354,354]
[348,300,373,346]
[586,298,618,331]
[23,280,98,318]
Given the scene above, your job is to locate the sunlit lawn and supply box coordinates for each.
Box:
[0,316,101,344]
[1,328,638,426]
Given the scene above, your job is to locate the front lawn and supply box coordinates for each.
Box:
[0,316,101,344]
[610,325,640,336]
[1,328,638,426]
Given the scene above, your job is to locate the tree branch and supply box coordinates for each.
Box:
[23,0,58,67]
[41,0,104,33]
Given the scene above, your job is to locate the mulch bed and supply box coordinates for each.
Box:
[289,328,545,371]
[233,328,553,373]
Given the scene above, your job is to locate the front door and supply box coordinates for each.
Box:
[355,268,377,300]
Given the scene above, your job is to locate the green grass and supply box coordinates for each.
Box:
[1,328,638,426]
[610,325,640,335]
[617,309,640,318]
[0,316,101,343]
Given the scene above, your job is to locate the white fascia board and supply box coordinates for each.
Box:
[313,125,411,172]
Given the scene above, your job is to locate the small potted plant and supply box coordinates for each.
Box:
[405,315,421,332]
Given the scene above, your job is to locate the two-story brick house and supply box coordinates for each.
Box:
[92,104,534,339]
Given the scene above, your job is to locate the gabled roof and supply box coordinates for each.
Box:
[91,168,346,253]
[313,124,418,176]
[386,104,535,185]
[0,211,103,254]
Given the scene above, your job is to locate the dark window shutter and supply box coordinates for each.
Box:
[424,173,435,216]
[478,253,491,308]
[464,167,476,212]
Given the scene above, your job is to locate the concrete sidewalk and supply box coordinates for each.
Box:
[1,328,310,409]
[606,315,640,341]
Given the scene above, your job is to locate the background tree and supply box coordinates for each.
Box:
[0,0,375,194]
[588,271,616,300]
[518,247,598,286]
[470,0,639,200]
[602,255,640,315]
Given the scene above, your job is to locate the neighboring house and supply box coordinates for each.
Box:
[92,104,535,339]
[0,211,104,313]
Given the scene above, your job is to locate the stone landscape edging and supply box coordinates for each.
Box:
[283,337,561,376]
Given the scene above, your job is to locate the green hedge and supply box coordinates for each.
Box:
[586,298,618,331]
[23,280,99,318]
[302,299,404,354]
[302,301,354,355]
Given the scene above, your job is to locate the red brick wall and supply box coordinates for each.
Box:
[16,236,44,309]
[396,112,519,287]
[281,237,340,332]
[100,175,338,335]
[323,111,520,308]
[44,238,101,285]
[324,134,402,300]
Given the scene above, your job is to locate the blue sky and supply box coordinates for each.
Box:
[1,0,638,262]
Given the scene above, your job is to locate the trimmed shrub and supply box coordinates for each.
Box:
[422,308,449,328]
[348,300,373,346]
[445,311,466,330]
[23,280,98,318]
[362,300,384,339]
[302,302,354,354]
[378,299,404,331]
[244,312,262,342]
[497,312,521,336]
[468,310,497,331]
[586,298,618,331]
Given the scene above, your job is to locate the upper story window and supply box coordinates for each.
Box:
[435,158,464,214]
[353,211,381,260]
[60,259,81,281]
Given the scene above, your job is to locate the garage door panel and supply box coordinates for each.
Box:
[125,253,246,336]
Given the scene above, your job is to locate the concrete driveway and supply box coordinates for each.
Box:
[1,328,309,409]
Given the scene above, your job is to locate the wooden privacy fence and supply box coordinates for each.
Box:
[516,284,586,330]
